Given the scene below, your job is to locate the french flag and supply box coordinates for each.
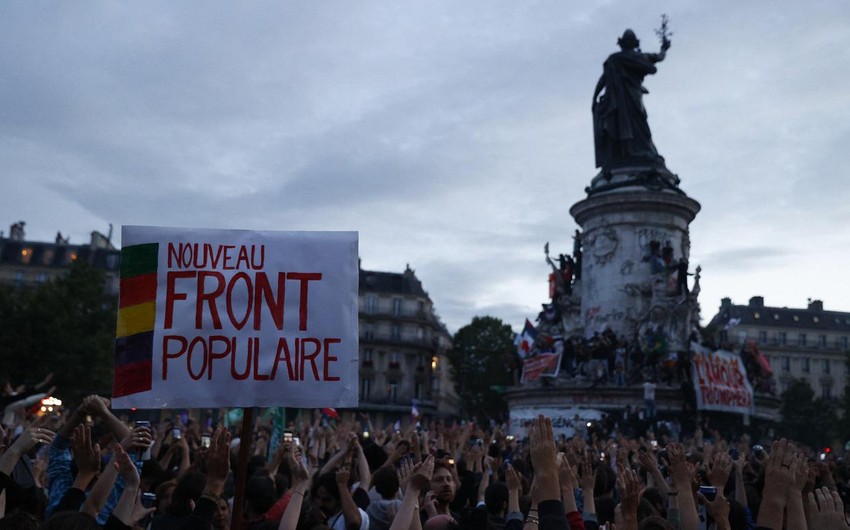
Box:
[516,319,537,359]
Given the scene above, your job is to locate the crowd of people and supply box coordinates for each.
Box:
[2,376,849,530]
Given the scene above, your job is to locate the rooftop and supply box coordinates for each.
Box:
[710,296,850,332]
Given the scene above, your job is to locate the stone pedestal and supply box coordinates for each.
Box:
[569,190,701,349]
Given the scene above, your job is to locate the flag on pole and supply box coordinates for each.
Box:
[516,319,537,359]
[321,408,339,420]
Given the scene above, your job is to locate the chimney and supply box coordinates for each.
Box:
[749,296,764,307]
[720,297,732,309]
[9,221,25,241]
[808,299,824,311]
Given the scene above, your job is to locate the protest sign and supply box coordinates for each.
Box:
[520,352,562,383]
[691,342,754,415]
[112,226,359,409]
[509,406,602,438]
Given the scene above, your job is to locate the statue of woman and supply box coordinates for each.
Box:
[592,29,670,172]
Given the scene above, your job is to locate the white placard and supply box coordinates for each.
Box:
[691,342,754,415]
[112,226,359,409]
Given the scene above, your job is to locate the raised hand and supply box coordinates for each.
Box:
[617,464,640,524]
[558,452,578,492]
[408,454,435,491]
[636,449,658,472]
[697,489,730,528]
[397,456,414,490]
[288,452,310,486]
[580,450,597,494]
[336,466,351,489]
[529,415,560,505]
[205,427,232,487]
[506,463,522,492]
[120,426,152,456]
[807,487,850,530]
[72,424,101,477]
[707,451,732,489]
[114,445,140,488]
[764,440,798,495]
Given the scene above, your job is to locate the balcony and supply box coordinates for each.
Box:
[359,333,442,351]
[360,306,438,324]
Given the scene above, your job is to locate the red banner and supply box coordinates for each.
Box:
[520,352,561,383]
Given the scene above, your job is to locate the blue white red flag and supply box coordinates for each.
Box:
[517,319,537,359]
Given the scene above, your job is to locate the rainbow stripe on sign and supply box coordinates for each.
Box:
[113,243,158,398]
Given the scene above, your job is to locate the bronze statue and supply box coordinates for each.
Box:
[592,25,671,172]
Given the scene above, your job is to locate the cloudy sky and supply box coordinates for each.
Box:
[2,2,849,333]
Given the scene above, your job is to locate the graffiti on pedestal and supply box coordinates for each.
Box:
[585,305,626,330]
[588,227,618,266]
[637,228,671,256]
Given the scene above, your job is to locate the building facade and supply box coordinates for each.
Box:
[0,221,120,294]
[709,296,850,400]
[358,264,457,425]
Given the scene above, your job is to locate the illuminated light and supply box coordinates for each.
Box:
[431,356,438,370]
[21,249,29,256]
[41,406,47,412]
[48,406,54,412]
[43,396,63,407]
[70,253,77,261]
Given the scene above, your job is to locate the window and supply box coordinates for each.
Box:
[14,270,25,287]
[107,277,119,295]
[364,323,375,341]
[360,378,372,400]
[758,331,767,344]
[782,357,790,372]
[364,349,373,362]
[841,337,849,350]
[779,332,787,345]
[106,254,119,270]
[823,359,831,374]
[387,380,398,403]
[391,324,401,341]
[798,333,807,347]
[414,381,423,400]
[366,295,378,314]
[390,351,400,364]
[36,272,48,283]
[417,327,425,340]
[823,384,833,400]
[801,357,810,373]
[819,335,827,348]
[392,298,402,316]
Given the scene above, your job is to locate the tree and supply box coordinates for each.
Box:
[0,262,116,406]
[778,378,839,449]
[448,316,516,421]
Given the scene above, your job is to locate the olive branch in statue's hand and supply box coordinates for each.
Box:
[655,14,672,50]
